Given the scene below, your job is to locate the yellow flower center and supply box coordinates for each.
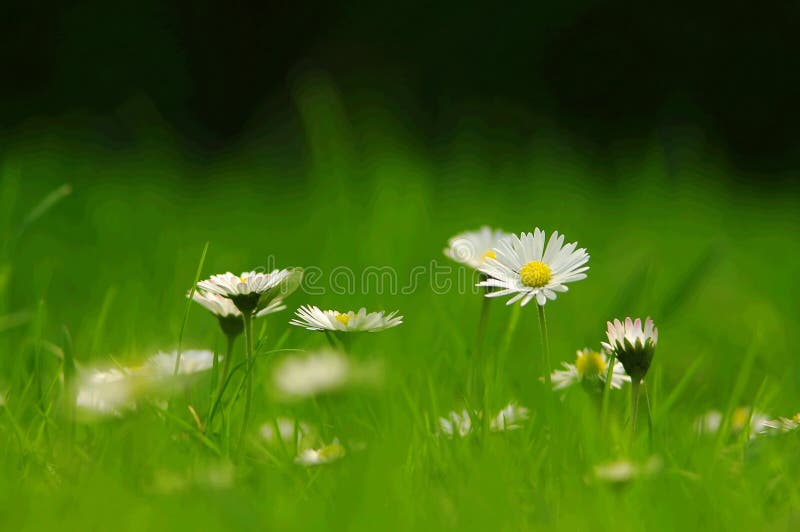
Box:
[334,313,350,326]
[732,407,749,431]
[239,276,248,283]
[481,250,497,262]
[575,350,607,378]
[519,261,552,288]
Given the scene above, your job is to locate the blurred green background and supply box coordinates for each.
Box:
[1,3,800,530]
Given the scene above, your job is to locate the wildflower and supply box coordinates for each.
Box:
[695,407,770,439]
[444,226,512,270]
[271,349,382,400]
[490,402,530,432]
[197,268,303,315]
[75,366,137,418]
[144,350,216,378]
[290,305,403,333]
[191,289,286,337]
[759,413,800,436]
[601,317,658,382]
[550,348,630,392]
[593,456,662,485]
[477,229,589,306]
[438,409,474,438]
[295,439,346,466]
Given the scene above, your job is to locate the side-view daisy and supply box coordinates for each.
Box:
[601,317,658,382]
[550,348,630,392]
[478,229,589,306]
[295,439,346,466]
[197,268,303,315]
[290,305,403,333]
[444,226,512,270]
[191,288,286,338]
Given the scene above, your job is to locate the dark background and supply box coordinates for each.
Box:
[2,1,799,173]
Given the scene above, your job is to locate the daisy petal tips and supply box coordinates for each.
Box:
[197,267,303,315]
[289,305,403,333]
[601,317,658,381]
[443,226,513,270]
[477,229,589,306]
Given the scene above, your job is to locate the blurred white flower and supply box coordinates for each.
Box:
[438,409,474,438]
[145,350,217,377]
[478,229,589,306]
[490,402,530,432]
[758,413,800,436]
[260,417,313,447]
[290,305,402,333]
[694,406,769,439]
[75,366,137,418]
[271,349,382,400]
[593,456,662,484]
[295,439,346,466]
[602,317,658,381]
[550,349,630,391]
[444,226,512,270]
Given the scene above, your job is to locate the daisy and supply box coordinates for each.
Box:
[490,402,530,432]
[758,413,800,436]
[550,348,630,392]
[477,229,589,307]
[593,456,662,485]
[438,409,474,438]
[197,268,303,315]
[290,305,403,333]
[444,226,513,270]
[145,349,217,378]
[271,349,382,400]
[75,366,137,418]
[695,407,770,439]
[192,289,287,319]
[601,317,658,382]
[295,439,346,466]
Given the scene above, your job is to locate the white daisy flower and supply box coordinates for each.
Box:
[550,348,630,391]
[758,413,800,436]
[271,349,382,400]
[694,407,770,439]
[477,229,589,306]
[295,439,346,466]
[76,366,137,418]
[601,317,658,381]
[289,305,403,333]
[444,226,513,270]
[593,456,662,484]
[197,268,303,314]
[144,350,217,378]
[260,417,313,447]
[489,402,530,432]
[438,409,474,438]
[192,289,287,319]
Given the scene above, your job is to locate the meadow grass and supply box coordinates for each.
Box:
[1,83,799,530]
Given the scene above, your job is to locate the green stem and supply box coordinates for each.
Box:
[219,334,236,392]
[537,304,552,389]
[475,296,491,357]
[237,312,255,453]
[630,378,642,442]
[600,351,616,427]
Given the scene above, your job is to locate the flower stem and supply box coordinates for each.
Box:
[237,312,255,453]
[600,351,616,427]
[537,304,553,389]
[219,333,236,393]
[475,296,491,357]
[630,378,642,442]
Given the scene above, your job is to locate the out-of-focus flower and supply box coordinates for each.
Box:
[490,402,530,432]
[295,439,346,466]
[290,306,402,332]
[758,413,800,436]
[271,349,382,400]
[694,406,769,439]
[477,229,589,306]
[438,409,474,438]
[550,348,630,392]
[593,456,662,485]
[75,366,137,418]
[444,226,512,270]
[145,349,217,378]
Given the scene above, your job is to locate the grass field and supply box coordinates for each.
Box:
[1,82,799,530]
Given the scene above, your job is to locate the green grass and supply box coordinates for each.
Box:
[1,81,799,530]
